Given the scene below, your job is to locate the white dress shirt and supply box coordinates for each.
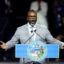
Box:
[28,23,36,41]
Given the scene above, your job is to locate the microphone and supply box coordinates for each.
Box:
[31,30,36,33]
[31,30,33,33]
[24,29,45,44]
[31,29,43,40]
[34,30,36,32]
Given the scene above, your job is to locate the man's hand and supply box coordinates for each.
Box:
[62,43,64,47]
[0,41,8,50]
[56,35,63,40]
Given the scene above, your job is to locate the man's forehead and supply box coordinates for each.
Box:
[28,12,37,16]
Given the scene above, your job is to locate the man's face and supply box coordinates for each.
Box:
[27,11,37,27]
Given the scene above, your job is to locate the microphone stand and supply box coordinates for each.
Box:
[24,33,34,44]
[34,30,45,42]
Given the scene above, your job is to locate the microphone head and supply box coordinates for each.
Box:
[34,29,36,32]
[31,30,36,33]
[31,30,33,33]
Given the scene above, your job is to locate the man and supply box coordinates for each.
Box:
[0,10,64,64]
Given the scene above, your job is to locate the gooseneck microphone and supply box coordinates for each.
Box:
[24,31,35,44]
[31,29,36,33]
[24,29,45,44]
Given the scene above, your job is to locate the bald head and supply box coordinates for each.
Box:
[27,10,37,17]
[27,10,37,27]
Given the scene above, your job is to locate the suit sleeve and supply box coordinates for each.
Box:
[6,28,20,49]
[45,28,63,48]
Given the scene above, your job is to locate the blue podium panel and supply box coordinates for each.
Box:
[46,44,59,58]
[15,44,59,58]
[15,44,29,58]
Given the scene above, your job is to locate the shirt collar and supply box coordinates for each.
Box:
[27,22,36,28]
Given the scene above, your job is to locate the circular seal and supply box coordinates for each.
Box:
[27,41,48,62]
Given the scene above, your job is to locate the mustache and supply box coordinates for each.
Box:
[31,20,36,22]
[28,20,36,22]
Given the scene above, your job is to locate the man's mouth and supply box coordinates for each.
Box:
[31,24,35,27]
[31,22,35,24]
[31,21,36,24]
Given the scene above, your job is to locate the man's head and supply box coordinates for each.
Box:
[27,10,37,27]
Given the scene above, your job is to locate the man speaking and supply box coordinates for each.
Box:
[0,10,64,64]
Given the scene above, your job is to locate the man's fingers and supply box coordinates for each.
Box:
[0,45,2,48]
[0,41,4,44]
[0,41,3,43]
[0,42,3,45]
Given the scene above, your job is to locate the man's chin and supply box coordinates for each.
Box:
[31,24,35,27]
[31,22,35,24]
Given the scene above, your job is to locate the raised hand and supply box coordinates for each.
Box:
[0,41,8,49]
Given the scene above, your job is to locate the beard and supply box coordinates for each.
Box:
[30,23,35,27]
[28,20,36,27]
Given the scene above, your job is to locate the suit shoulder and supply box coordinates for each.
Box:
[41,25,48,28]
[37,24,48,29]
[16,24,27,30]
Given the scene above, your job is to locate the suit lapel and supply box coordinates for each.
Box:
[23,24,31,44]
[23,23,43,43]
[35,24,41,41]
